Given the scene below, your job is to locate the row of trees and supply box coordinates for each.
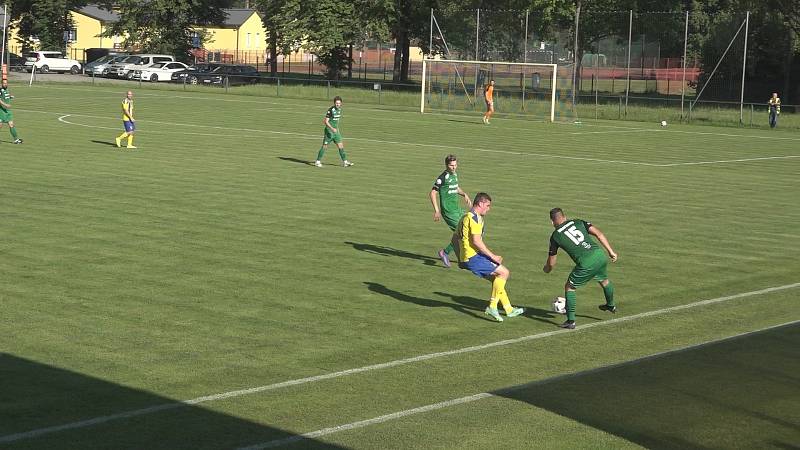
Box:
[6,0,799,100]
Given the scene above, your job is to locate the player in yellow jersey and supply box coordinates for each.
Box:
[115,91,136,149]
[452,192,524,322]
[482,79,494,124]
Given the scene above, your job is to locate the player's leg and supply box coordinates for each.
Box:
[126,123,136,148]
[561,265,592,329]
[489,265,523,318]
[466,254,505,321]
[315,138,328,167]
[596,263,616,313]
[439,215,462,264]
[117,122,130,148]
[7,118,20,143]
[336,138,352,167]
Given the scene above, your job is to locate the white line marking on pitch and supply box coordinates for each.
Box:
[52,111,662,166]
[21,86,800,141]
[240,319,800,449]
[1,282,797,444]
[56,112,800,167]
[570,129,657,135]
[657,155,800,166]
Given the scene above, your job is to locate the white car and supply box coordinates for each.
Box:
[108,54,174,79]
[136,62,189,82]
[24,51,82,74]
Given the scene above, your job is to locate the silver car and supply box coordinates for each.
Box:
[85,54,128,77]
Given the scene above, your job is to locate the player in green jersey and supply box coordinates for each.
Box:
[430,154,471,267]
[0,80,23,144]
[314,96,353,168]
[543,207,618,329]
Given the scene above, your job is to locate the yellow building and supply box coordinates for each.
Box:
[200,9,265,56]
[35,6,267,63]
[67,5,122,53]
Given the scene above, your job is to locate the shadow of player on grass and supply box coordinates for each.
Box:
[276,156,314,166]
[365,282,492,321]
[347,241,439,266]
[91,139,119,147]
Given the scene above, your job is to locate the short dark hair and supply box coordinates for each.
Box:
[333,95,342,102]
[444,154,457,164]
[550,207,564,221]
[474,192,492,205]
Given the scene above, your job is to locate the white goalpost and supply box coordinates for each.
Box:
[421,58,558,123]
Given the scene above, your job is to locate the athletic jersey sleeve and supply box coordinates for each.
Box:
[325,107,334,119]
[548,235,559,256]
[432,173,445,191]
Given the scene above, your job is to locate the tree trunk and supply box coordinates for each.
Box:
[347,44,353,79]
[400,33,410,82]
[269,33,278,77]
[392,31,404,81]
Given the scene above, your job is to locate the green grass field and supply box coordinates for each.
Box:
[1,83,799,449]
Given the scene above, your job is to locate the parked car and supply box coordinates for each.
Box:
[135,61,189,82]
[7,53,26,71]
[84,54,129,76]
[173,64,259,86]
[107,54,174,79]
[23,51,82,74]
[170,63,220,83]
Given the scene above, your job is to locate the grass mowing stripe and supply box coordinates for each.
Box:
[48,109,800,168]
[241,319,800,449]
[2,282,797,444]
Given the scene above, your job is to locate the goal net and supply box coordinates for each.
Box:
[421,58,573,122]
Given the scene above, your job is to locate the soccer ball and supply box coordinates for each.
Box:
[552,296,567,314]
[660,120,668,127]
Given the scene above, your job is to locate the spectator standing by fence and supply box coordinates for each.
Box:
[768,92,781,128]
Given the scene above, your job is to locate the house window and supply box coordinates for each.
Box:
[246,33,251,49]
[255,33,260,49]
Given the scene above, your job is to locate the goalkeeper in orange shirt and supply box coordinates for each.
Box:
[482,79,495,124]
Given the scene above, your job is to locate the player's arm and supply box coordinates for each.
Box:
[588,225,618,262]
[0,98,10,109]
[543,239,558,273]
[323,114,336,133]
[470,233,501,264]
[457,187,471,207]
[429,188,441,221]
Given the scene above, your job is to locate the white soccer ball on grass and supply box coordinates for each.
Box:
[552,296,567,314]
[660,120,668,127]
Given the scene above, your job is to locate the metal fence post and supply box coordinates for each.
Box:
[277,77,280,97]
[327,80,330,99]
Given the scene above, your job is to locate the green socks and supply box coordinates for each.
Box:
[10,127,18,139]
[566,290,577,321]
[338,148,347,161]
[444,242,454,255]
[603,281,615,307]
[316,147,326,161]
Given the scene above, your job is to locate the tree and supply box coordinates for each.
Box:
[254,0,303,76]
[12,0,88,52]
[299,0,391,80]
[100,0,233,60]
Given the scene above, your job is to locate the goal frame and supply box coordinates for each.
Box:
[420,58,558,123]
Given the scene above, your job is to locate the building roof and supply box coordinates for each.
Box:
[74,6,260,28]
[221,9,261,28]
[76,5,119,23]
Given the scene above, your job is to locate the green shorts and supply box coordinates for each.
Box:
[442,211,464,231]
[0,109,13,123]
[568,252,609,288]
[323,129,342,145]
